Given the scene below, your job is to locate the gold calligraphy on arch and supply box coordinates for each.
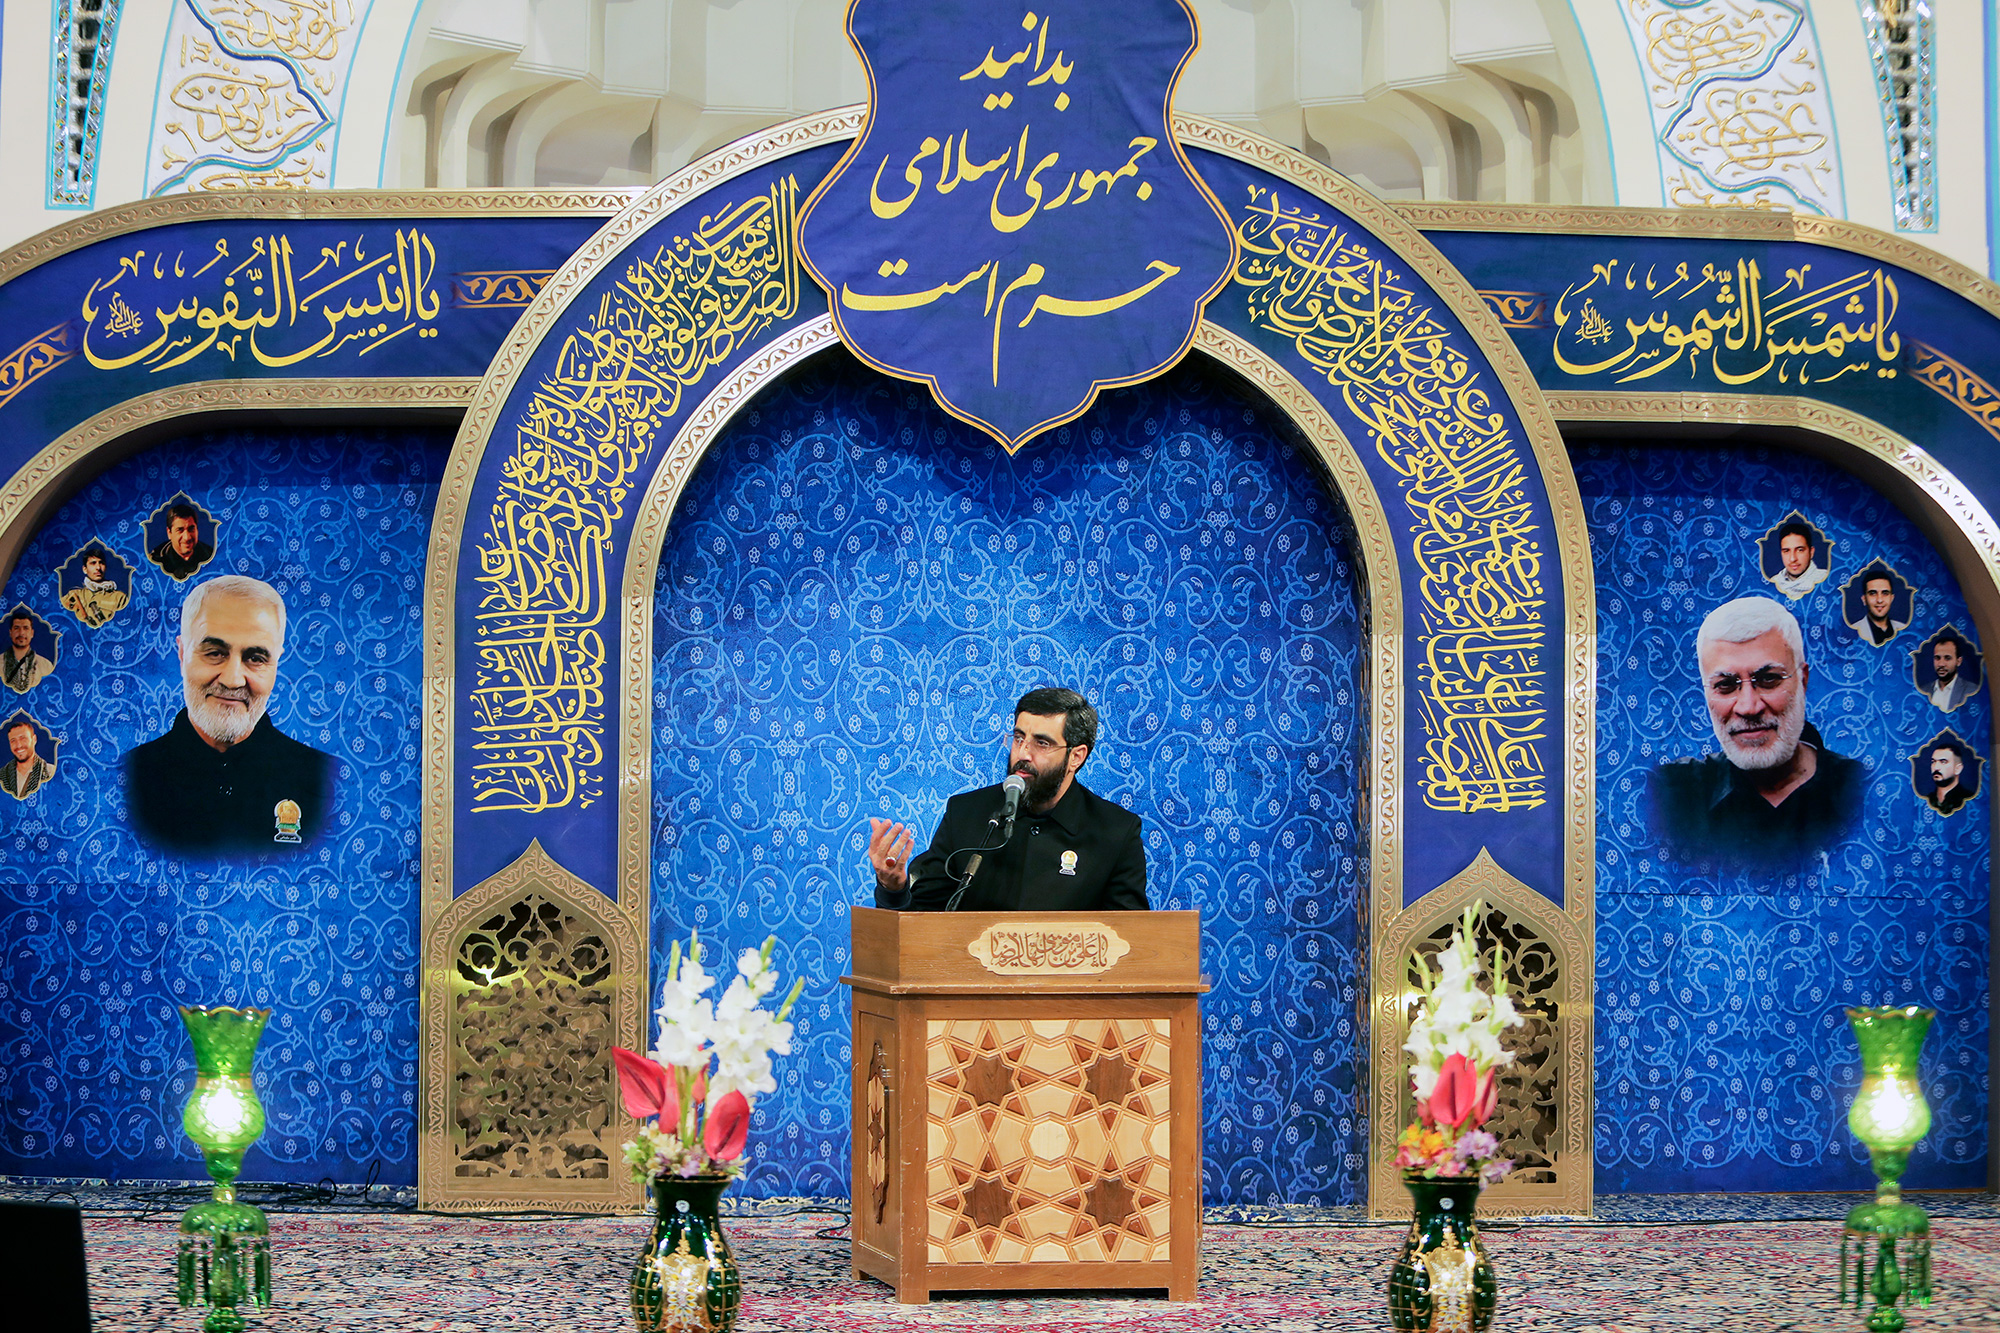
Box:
[467,176,802,815]
[1551,256,1902,388]
[148,0,360,196]
[77,227,443,371]
[1231,187,1548,815]
[1618,0,1840,215]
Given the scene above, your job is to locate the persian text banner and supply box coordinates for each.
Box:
[0,213,609,461]
[1426,229,2000,513]
[798,0,1234,450]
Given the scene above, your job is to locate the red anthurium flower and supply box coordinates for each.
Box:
[1426,1053,1479,1129]
[1472,1067,1498,1128]
[702,1089,751,1161]
[612,1047,678,1123]
[692,1065,708,1109]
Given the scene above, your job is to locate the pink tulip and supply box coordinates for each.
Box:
[612,1047,679,1124]
[1426,1053,1479,1129]
[703,1089,751,1161]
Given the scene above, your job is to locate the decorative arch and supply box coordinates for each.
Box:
[421,107,1595,1209]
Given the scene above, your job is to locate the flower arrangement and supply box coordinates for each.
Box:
[613,930,805,1182]
[1396,901,1525,1184]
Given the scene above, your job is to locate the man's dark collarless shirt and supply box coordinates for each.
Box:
[124,709,334,855]
[1650,743,1864,869]
[877,778,1148,912]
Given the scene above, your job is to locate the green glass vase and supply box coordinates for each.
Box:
[1389,1173,1497,1333]
[175,1005,273,1333]
[1841,1005,1936,1333]
[631,1174,741,1333]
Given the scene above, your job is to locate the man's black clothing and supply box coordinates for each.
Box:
[1650,741,1864,869]
[876,778,1148,911]
[123,710,334,854]
[150,540,214,580]
[1930,782,1971,815]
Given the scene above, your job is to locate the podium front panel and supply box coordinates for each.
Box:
[844,909,1203,1303]
[924,1014,1173,1265]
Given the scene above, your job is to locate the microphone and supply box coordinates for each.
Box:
[1000,773,1026,825]
[946,775,1029,912]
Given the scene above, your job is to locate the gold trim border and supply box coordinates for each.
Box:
[1372,849,1591,1218]
[0,377,476,585]
[1547,392,2000,605]
[0,189,644,291]
[421,106,867,926]
[1393,200,2000,328]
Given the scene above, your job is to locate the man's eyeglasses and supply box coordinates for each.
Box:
[1016,735,1070,754]
[1706,668,1792,697]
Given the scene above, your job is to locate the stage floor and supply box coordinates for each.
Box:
[13,1183,1999,1331]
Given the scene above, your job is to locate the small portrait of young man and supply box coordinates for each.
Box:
[1758,512,1833,601]
[1913,731,1982,817]
[142,494,219,582]
[1839,560,1912,647]
[1913,626,1982,713]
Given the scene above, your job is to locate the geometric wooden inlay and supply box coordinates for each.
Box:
[867,1040,889,1224]
[924,1019,1172,1264]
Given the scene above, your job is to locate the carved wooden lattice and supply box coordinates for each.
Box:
[451,891,616,1179]
[925,1019,1172,1264]
[1405,907,1561,1185]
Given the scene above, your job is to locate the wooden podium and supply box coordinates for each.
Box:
[840,907,1206,1304]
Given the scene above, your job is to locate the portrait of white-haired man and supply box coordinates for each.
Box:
[121,575,333,854]
[1915,628,1981,713]
[1917,735,1981,816]
[2,715,54,800]
[1843,562,1911,647]
[1649,596,1865,869]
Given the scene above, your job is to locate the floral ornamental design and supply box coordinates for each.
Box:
[650,353,1367,1203]
[0,424,438,1185]
[451,891,615,1179]
[1616,0,1844,215]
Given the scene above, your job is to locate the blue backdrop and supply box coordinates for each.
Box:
[649,350,1369,1204]
[1578,442,1990,1191]
[0,424,448,1184]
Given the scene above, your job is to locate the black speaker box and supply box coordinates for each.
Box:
[0,1200,91,1332]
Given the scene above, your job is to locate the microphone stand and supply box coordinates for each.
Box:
[944,808,1017,913]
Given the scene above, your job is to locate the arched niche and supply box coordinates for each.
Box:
[424,108,1594,1211]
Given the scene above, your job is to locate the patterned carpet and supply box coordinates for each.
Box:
[39,1190,2000,1332]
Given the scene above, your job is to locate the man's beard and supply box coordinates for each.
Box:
[1015,756,1068,809]
[186,678,267,745]
[1713,687,1807,771]
[1937,666,1958,686]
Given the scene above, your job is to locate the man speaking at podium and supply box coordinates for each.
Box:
[867,687,1149,912]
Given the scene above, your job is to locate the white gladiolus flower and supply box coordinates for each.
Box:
[1405,901,1527,1097]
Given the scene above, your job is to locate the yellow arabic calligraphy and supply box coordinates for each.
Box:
[1551,256,1900,385]
[468,177,801,815]
[841,256,1180,386]
[869,126,1156,226]
[78,227,443,372]
[1232,187,1548,814]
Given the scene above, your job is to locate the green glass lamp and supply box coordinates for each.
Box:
[1839,1005,1935,1333]
[175,1005,274,1333]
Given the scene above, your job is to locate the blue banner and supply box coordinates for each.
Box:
[799,0,1234,449]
